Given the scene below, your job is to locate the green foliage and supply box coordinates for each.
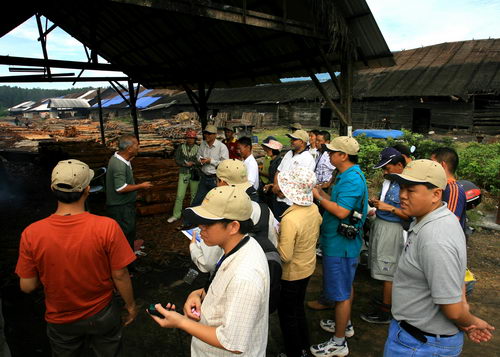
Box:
[0,105,9,117]
[356,130,499,194]
[456,142,500,194]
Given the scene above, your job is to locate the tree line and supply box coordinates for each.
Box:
[0,85,96,109]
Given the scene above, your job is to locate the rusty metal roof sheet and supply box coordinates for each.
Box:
[353,39,500,98]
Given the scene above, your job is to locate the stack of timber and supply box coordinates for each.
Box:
[133,157,179,216]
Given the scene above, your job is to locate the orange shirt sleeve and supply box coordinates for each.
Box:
[15,230,38,278]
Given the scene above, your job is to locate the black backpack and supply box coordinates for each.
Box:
[250,202,282,314]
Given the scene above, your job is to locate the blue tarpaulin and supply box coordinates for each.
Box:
[136,96,160,108]
[352,129,404,139]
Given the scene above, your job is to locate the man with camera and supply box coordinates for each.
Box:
[309,136,368,357]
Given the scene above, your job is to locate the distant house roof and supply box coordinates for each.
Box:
[48,98,91,109]
[353,39,500,98]
[8,100,36,113]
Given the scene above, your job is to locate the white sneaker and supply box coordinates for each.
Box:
[319,320,355,337]
[316,247,323,257]
[167,216,178,223]
[310,338,349,357]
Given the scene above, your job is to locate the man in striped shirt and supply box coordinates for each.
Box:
[430,147,466,228]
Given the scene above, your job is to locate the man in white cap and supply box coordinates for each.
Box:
[309,136,368,357]
[149,186,270,357]
[16,159,138,356]
[191,124,229,206]
[272,129,315,219]
[383,159,494,356]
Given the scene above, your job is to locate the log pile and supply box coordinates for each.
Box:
[133,157,180,216]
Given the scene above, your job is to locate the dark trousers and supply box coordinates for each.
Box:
[278,277,311,357]
[46,299,123,357]
[191,174,217,207]
[107,203,136,249]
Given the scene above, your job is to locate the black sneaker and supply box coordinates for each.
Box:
[360,309,391,324]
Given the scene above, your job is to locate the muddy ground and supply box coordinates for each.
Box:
[0,161,499,357]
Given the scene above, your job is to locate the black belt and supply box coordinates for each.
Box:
[201,173,216,178]
[399,321,454,343]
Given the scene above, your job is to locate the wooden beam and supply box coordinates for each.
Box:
[0,55,119,71]
[318,46,342,96]
[128,79,140,142]
[110,0,325,40]
[109,81,131,106]
[97,88,106,146]
[306,68,348,126]
[35,14,51,78]
[0,76,128,83]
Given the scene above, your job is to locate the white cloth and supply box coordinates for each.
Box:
[244,155,260,190]
[191,237,269,357]
[189,202,278,273]
[114,152,131,191]
[276,149,316,205]
[380,179,391,202]
[315,151,336,184]
[197,140,229,175]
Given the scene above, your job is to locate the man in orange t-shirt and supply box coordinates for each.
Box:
[15,159,137,356]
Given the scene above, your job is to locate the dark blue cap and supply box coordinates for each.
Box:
[374,147,403,169]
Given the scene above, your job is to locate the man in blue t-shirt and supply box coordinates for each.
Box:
[309,136,368,357]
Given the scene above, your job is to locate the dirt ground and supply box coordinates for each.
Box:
[0,161,499,357]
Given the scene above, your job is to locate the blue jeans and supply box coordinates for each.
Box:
[384,320,464,356]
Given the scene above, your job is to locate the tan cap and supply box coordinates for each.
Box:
[325,136,360,155]
[216,159,251,189]
[290,122,302,130]
[51,159,94,192]
[184,185,252,223]
[387,159,447,189]
[286,129,309,143]
[203,124,218,134]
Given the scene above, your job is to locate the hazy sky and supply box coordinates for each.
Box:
[0,0,499,89]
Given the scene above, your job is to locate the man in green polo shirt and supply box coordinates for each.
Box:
[106,134,152,251]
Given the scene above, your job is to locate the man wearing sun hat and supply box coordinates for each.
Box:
[149,185,270,357]
[16,159,138,356]
[309,136,369,357]
[276,167,322,357]
[383,159,494,356]
[272,129,316,219]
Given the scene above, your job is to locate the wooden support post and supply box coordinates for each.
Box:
[198,81,208,130]
[339,58,353,136]
[128,80,140,142]
[97,88,105,145]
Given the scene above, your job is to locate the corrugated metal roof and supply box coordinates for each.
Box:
[48,98,91,108]
[353,39,500,98]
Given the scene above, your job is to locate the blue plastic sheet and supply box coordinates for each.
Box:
[352,129,404,139]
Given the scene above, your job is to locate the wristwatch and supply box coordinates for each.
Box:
[317,196,323,204]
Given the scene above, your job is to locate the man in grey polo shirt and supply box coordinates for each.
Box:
[191,125,229,206]
[384,159,494,356]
